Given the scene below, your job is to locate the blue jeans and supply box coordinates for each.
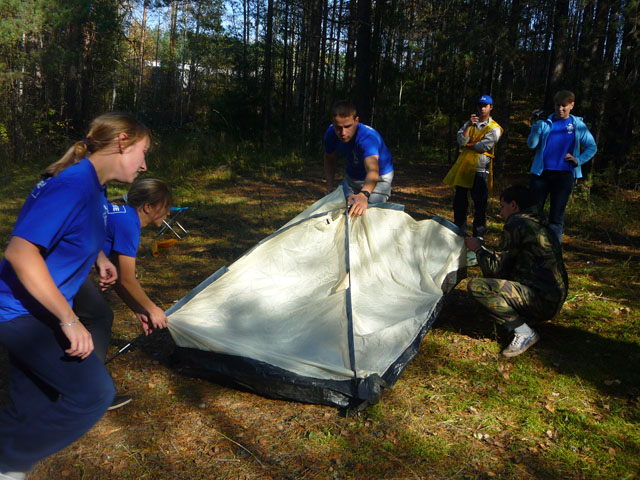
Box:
[529,171,574,242]
[453,172,489,237]
[0,314,115,472]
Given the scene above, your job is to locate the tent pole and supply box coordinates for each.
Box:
[104,332,147,365]
[342,185,358,381]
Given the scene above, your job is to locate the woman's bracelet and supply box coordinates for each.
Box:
[60,318,79,327]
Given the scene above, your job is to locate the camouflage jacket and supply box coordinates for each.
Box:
[476,206,568,301]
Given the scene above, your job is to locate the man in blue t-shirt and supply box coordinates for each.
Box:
[323,101,394,217]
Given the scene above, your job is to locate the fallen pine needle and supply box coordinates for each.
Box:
[216,431,265,468]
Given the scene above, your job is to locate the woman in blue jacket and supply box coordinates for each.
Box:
[527,90,597,242]
[0,112,150,478]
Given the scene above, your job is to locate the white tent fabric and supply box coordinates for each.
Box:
[167,188,466,404]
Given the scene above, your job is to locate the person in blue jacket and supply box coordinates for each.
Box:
[73,179,171,410]
[0,112,150,479]
[527,90,597,242]
[323,100,394,218]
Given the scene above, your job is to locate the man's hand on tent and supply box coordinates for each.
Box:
[347,192,368,217]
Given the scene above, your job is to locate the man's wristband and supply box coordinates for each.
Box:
[359,190,370,199]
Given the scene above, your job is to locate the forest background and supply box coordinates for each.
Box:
[0,0,638,182]
[1,1,640,479]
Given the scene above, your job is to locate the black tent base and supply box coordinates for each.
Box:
[172,295,447,410]
[174,346,363,408]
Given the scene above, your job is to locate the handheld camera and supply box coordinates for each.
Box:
[532,109,546,121]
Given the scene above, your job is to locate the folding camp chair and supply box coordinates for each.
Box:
[156,206,189,240]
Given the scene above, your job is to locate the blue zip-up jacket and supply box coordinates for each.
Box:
[527,114,597,179]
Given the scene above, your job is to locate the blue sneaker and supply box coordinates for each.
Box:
[502,330,540,357]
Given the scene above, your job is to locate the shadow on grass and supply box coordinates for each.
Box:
[563,241,640,262]
[536,323,640,402]
[436,287,640,403]
[435,287,500,341]
[131,340,443,479]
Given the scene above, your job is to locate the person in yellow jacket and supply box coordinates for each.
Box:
[444,94,503,239]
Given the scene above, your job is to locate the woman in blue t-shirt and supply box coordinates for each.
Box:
[0,112,150,478]
[527,90,597,242]
[74,179,171,410]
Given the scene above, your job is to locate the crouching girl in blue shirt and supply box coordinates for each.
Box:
[105,179,172,331]
[0,112,150,478]
[73,179,171,410]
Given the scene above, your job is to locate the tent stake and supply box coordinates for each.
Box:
[104,332,147,364]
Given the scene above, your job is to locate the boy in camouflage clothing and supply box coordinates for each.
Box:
[464,185,568,357]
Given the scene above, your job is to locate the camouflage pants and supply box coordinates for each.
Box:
[467,278,562,331]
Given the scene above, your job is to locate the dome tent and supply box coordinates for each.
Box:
[167,187,466,409]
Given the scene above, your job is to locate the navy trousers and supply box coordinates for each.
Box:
[0,314,115,472]
[73,279,114,363]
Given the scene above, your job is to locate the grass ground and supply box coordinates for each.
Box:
[0,140,639,480]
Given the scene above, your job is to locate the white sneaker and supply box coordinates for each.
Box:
[0,472,27,480]
[466,249,478,266]
[502,330,540,357]
[107,394,132,411]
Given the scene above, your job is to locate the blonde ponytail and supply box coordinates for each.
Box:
[43,112,150,178]
[43,141,89,178]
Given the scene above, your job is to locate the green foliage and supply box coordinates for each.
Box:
[0,123,8,144]
[144,130,315,186]
[564,180,640,243]
[0,0,637,179]
[146,130,228,179]
[592,160,640,191]
[419,109,454,149]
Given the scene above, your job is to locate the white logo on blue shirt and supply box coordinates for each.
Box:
[107,204,128,215]
[31,179,49,199]
[566,122,574,134]
[103,204,108,229]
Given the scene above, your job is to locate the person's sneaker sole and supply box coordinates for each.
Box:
[502,334,539,358]
[0,473,26,480]
[108,394,132,411]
